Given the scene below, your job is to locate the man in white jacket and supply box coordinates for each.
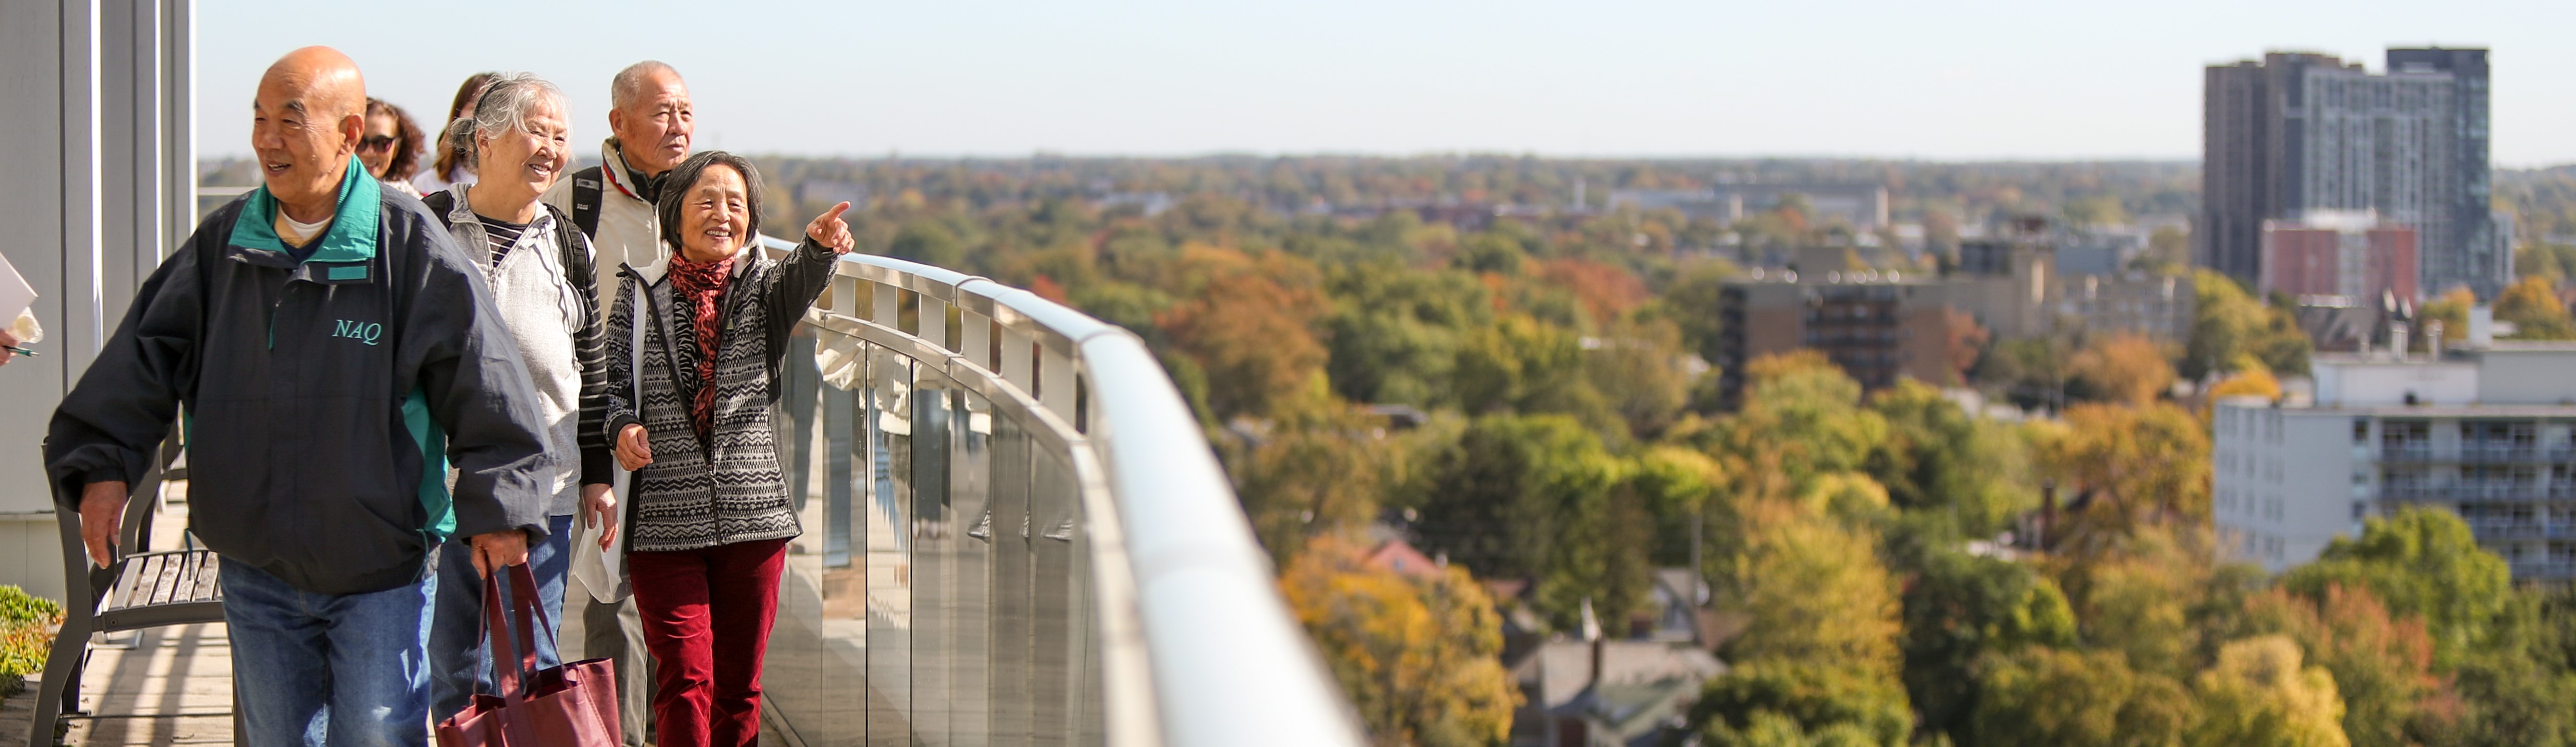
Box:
[540,59,691,747]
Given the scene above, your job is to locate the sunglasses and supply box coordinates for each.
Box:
[359,135,398,153]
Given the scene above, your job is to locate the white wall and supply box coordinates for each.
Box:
[0,0,192,604]
[2213,404,2358,574]
[2314,359,2480,407]
[2475,349,2576,405]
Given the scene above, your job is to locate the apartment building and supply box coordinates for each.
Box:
[2214,326,2576,579]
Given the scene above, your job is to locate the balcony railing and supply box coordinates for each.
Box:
[2381,444,2576,464]
[2379,482,2553,501]
[756,237,1363,746]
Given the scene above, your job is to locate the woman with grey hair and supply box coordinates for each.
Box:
[417,71,620,724]
[603,150,852,746]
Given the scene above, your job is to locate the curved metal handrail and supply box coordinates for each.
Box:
[763,236,1364,747]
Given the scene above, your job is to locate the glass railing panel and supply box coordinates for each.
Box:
[868,343,916,746]
[767,329,820,743]
[1029,445,1081,747]
[816,339,872,746]
[948,388,997,747]
[910,365,959,746]
[988,407,1035,747]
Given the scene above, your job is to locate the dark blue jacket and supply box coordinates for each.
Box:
[46,160,554,595]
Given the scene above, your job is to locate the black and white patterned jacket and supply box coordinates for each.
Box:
[604,239,837,552]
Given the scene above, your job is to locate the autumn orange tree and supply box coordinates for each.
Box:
[1153,248,1331,421]
[1281,535,1519,747]
[2069,332,2177,406]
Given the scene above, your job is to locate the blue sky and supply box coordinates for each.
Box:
[201,0,2576,165]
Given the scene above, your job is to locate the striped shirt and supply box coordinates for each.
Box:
[476,214,529,267]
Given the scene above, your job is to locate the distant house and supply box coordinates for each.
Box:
[1507,638,1727,747]
[1363,537,1443,580]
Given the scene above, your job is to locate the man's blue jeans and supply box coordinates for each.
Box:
[219,557,435,747]
[429,513,575,721]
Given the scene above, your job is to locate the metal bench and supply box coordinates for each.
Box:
[28,430,237,746]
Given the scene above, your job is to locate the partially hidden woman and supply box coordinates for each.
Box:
[604,150,852,747]
[418,71,619,723]
[359,97,426,197]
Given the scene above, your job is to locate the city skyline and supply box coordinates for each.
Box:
[198,0,2576,164]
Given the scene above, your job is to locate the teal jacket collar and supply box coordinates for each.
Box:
[228,156,382,264]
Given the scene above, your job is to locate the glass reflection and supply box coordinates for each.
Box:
[950,389,995,747]
[767,318,1105,747]
[868,347,914,746]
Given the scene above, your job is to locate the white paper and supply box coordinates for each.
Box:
[0,253,32,324]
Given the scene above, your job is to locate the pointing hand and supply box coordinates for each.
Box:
[806,202,854,256]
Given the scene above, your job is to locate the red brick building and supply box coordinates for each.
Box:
[2260,211,2419,302]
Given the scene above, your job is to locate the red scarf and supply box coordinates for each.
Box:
[666,253,734,442]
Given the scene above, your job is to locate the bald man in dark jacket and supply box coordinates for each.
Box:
[45,47,551,745]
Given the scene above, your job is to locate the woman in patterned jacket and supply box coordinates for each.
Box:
[602,150,852,747]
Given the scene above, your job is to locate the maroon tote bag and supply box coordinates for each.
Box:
[436,563,625,747]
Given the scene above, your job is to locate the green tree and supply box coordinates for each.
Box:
[1973,646,2197,747]
[1900,544,2080,744]
[887,218,965,267]
[2033,403,2213,542]
[2186,269,2310,380]
[1690,661,1912,747]
[1404,414,1648,629]
[2282,507,2510,667]
[1866,380,2033,538]
[1707,352,1887,489]
[1322,265,1490,407]
[2188,635,2349,747]
[1452,314,1608,426]
[1232,409,1395,564]
[1720,504,1902,678]
[1582,316,1691,439]
[2442,589,2576,747]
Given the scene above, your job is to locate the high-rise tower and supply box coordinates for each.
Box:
[2201,48,2504,298]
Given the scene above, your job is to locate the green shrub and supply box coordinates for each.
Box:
[0,585,65,699]
[0,585,64,624]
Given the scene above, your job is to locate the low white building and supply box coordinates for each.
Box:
[2214,323,2576,579]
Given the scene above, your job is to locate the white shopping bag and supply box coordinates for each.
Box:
[570,466,632,603]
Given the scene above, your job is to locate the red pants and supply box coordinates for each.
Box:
[630,538,789,747]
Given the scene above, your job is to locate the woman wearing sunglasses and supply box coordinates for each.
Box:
[361,97,426,197]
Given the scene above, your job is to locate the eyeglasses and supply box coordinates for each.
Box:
[359,135,397,153]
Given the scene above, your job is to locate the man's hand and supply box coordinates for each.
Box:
[0,329,17,367]
[79,481,127,568]
[615,424,653,470]
[469,530,530,579]
[581,483,618,551]
[806,202,853,256]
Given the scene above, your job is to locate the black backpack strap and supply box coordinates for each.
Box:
[543,203,595,290]
[569,167,604,239]
[420,190,456,225]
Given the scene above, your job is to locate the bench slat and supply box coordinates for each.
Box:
[149,553,185,606]
[189,552,222,602]
[158,553,194,606]
[113,554,156,611]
